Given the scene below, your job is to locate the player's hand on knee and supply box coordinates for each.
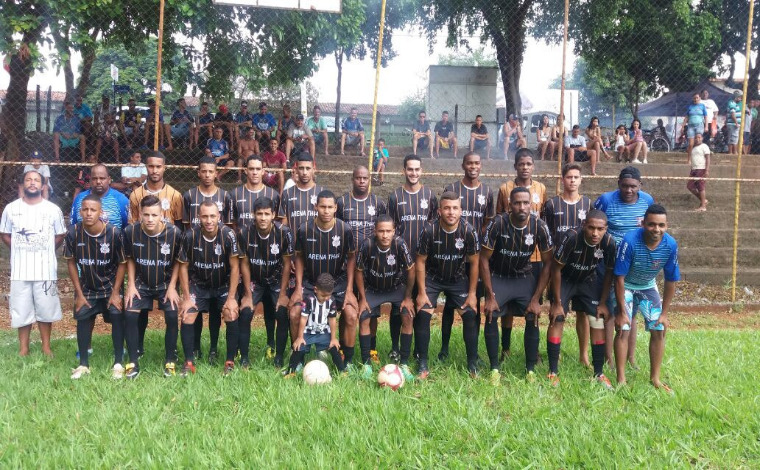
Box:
[75,294,92,312]
[615,312,629,330]
[655,313,669,329]
[461,294,477,313]
[416,294,431,311]
[164,288,180,310]
[329,338,340,351]
[125,285,140,309]
[241,294,253,312]
[108,293,123,311]
[276,293,289,310]
[400,298,414,318]
[549,303,564,325]
[292,337,305,351]
[596,304,610,321]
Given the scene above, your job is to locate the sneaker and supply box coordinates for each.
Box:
[642,159,648,164]
[526,370,536,383]
[241,358,251,370]
[125,363,140,380]
[70,365,91,380]
[137,349,145,359]
[265,346,276,360]
[437,349,449,362]
[489,369,501,386]
[282,367,297,379]
[273,356,284,368]
[400,364,414,382]
[388,350,401,363]
[547,373,560,387]
[468,366,478,379]
[369,350,380,365]
[112,363,125,380]
[223,360,235,376]
[181,361,196,377]
[344,363,357,376]
[208,350,218,366]
[417,360,430,380]
[500,349,511,362]
[631,158,642,164]
[361,364,374,380]
[295,362,304,374]
[163,362,177,377]
[596,374,613,390]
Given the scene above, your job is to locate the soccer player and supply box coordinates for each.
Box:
[415,191,480,379]
[355,215,416,380]
[388,154,438,361]
[284,273,346,377]
[65,194,127,379]
[239,197,294,368]
[1,170,66,357]
[542,163,593,366]
[439,151,494,361]
[594,166,654,368]
[548,210,615,388]
[128,150,183,226]
[278,153,325,232]
[178,201,240,375]
[337,165,388,362]
[613,204,680,390]
[123,195,183,379]
[495,148,546,360]
[291,190,358,367]
[480,187,553,384]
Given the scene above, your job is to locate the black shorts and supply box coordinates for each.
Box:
[74,298,121,323]
[573,150,589,162]
[301,276,348,310]
[550,277,601,315]
[217,157,233,167]
[490,274,535,318]
[128,286,177,313]
[249,280,289,308]
[422,277,471,312]
[360,284,407,320]
[186,284,229,315]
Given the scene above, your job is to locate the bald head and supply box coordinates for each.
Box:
[352,165,370,197]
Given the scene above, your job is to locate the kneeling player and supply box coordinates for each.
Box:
[480,187,552,384]
[65,194,127,379]
[415,191,480,379]
[355,215,416,380]
[239,197,293,368]
[284,273,346,376]
[124,195,182,378]
[548,210,615,388]
[178,201,240,376]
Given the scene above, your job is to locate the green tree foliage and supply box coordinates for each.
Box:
[397,89,426,122]
[438,47,498,67]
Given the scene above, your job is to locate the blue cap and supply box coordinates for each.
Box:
[29,150,43,159]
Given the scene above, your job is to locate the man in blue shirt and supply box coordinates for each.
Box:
[70,164,129,228]
[613,204,679,391]
[341,107,366,156]
[234,100,254,146]
[170,98,193,146]
[726,90,743,154]
[684,93,707,156]
[54,98,86,162]
[252,102,277,145]
[205,126,234,180]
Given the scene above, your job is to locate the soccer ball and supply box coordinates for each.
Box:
[377,364,405,390]
[302,360,332,385]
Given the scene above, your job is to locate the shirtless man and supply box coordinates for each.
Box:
[237,127,260,184]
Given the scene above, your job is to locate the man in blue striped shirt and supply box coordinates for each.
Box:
[70,164,129,229]
[613,204,680,391]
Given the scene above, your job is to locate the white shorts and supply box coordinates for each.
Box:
[9,280,63,328]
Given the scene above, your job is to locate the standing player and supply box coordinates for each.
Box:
[278,153,325,232]
[542,163,593,366]
[613,205,679,390]
[388,155,438,361]
[1,170,66,357]
[355,215,416,380]
[548,210,615,388]
[480,188,553,384]
[123,195,183,378]
[438,151,494,361]
[415,192,479,379]
[182,156,234,364]
[239,197,293,368]
[337,165,387,363]
[178,202,240,375]
[495,148,547,360]
[291,190,358,368]
[70,164,129,229]
[65,194,127,379]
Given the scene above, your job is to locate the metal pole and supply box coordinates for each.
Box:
[153,0,166,151]
[45,86,51,133]
[556,0,569,194]
[730,0,755,303]
[35,85,41,132]
[367,0,387,192]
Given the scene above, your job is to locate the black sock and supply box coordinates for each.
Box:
[181,322,195,363]
[414,311,432,362]
[138,310,149,352]
[164,311,179,363]
[288,350,305,370]
[389,313,402,351]
[329,345,345,371]
[547,338,561,374]
[76,316,95,367]
[193,314,203,352]
[262,294,275,348]
[111,313,125,365]
[125,312,140,366]
[342,345,355,364]
[592,343,605,376]
[400,333,413,365]
[524,319,539,372]
[238,307,253,361]
[209,310,221,352]
[225,319,239,362]
[461,310,479,367]
[359,334,372,364]
[484,317,500,369]
[502,322,512,352]
[412,313,421,356]
[370,335,377,351]
[440,304,455,353]
[275,306,290,358]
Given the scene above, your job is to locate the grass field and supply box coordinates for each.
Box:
[0,322,758,468]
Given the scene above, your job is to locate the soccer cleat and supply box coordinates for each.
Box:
[489,369,501,386]
[125,363,140,380]
[70,365,91,380]
[369,350,381,365]
[240,358,251,370]
[137,349,145,359]
[208,350,218,366]
[295,362,304,374]
[400,364,415,382]
[273,356,284,368]
[547,373,560,387]
[223,361,235,376]
[437,349,449,362]
[388,350,401,363]
[596,374,613,390]
[361,364,374,380]
[282,367,297,379]
[181,361,196,377]
[265,346,276,360]
[417,360,430,380]
[163,362,176,377]
[500,349,511,362]
[526,370,536,383]
[112,363,125,380]
[344,363,357,377]
[468,362,479,379]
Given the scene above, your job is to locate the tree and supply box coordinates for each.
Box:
[707,0,760,98]
[397,89,426,122]
[438,47,497,67]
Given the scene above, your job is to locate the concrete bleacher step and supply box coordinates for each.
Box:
[678,268,760,285]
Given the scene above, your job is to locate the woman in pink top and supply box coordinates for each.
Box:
[626,119,646,164]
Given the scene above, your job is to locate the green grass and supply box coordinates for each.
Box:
[0,326,758,468]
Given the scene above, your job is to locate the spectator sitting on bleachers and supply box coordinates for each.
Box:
[73,94,94,145]
[53,98,86,162]
[214,103,236,148]
[469,114,491,160]
[502,113,526,158]
[341,107,366,157]
[205,126,234,181]
[614,125,629,162]
[434,110,457,159]
[627,119,647,164]
[234,100,254,147]
[253,102,277,146]
[278,104,296,151]
[536,114,555,161]
[73,153,99,201]
[95,113,121,162]
[19,151,52,200]
[119,98,142,149]
[306,105,330,156]
[286,114,314,161]
[412,110,433,159]
[170,98,193,148]
[373,138,389,185]
[565,124,599,175]
[261,137,288,192]
[194,101,215,149]
[143,98,173,150]
[112,150,147,196]
[585,116,612,161]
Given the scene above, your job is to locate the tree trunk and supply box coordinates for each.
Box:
[50,26,75,100]
[334,49,344,139]
[75,45,98,99]
[3,39,41,161]
[747,59,759,101]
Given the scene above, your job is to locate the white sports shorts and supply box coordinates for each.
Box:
[9,280,63,328]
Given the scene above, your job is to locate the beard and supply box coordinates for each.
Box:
[23,187,41,198]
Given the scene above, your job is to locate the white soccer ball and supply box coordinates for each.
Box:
[377,364,405,391]
[302,360,332,385]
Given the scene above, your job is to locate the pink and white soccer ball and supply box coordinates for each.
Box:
[302,360,332,385]
[377,364,405,390]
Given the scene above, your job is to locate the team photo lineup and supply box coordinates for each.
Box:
[2,145,679,390]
